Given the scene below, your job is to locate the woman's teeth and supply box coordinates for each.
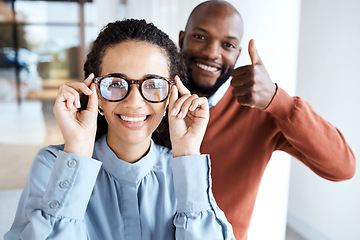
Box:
[197,63,218,72]
[120,115,147,122]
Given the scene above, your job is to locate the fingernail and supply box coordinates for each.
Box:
[171,108,177,116]
[177,112,183,119]
[76,100,81,108]
[84,73,94,81]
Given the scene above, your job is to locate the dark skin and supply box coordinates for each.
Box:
[179,0,276,109]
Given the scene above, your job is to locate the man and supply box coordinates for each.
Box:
[178,1,356,239]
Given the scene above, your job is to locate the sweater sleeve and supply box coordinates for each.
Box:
[4,147,102,240]
[170,154,235,240]
[265,87,356,181]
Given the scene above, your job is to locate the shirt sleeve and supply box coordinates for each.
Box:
[4,147,102,240]
[265,87,356,181]
[170,154,235,240]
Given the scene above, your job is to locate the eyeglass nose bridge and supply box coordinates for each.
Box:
[125,80,145,99]
[126,79,147,99]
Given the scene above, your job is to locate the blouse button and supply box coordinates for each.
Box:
[50,200,60,209]
[59,180,69,189]
[67,159,77,168]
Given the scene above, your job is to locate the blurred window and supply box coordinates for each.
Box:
[0,0,95,103]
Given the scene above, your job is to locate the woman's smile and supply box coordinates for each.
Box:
[117,113,149,129]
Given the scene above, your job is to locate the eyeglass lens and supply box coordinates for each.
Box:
[99,77,170,102]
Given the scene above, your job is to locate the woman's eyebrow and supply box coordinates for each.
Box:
[107,72,127,78]
[143,74,166,79]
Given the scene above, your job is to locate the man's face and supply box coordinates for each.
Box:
[179,4,243,96]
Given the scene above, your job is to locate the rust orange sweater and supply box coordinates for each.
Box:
[201,86,356,240]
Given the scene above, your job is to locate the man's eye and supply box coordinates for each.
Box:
[224,42,236,49]
[193,34,205,40]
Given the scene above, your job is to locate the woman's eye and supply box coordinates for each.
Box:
[145,82,163,89]
[109,82,125,88]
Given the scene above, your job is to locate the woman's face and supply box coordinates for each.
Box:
[99,41,170,148]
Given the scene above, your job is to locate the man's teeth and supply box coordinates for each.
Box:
[197,63,218,72]
[120,115,147,122]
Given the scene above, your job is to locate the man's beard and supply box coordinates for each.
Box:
[187,64,234,97]
[181,50,234,96]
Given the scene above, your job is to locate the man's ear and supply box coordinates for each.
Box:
[178,30,185,49]
[237,46,242,58]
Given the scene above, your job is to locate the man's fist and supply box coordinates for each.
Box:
[231,39,276,110]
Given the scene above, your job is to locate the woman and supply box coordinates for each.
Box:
[5,19,234,240]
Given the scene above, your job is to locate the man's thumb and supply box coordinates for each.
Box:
[249,39,262,65]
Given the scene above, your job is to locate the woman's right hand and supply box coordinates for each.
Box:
[168,76,209,158]
[53,74,98,157]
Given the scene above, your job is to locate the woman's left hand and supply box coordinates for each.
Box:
[168,76,209,158]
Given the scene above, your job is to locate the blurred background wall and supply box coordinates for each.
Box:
[287,0,360,239]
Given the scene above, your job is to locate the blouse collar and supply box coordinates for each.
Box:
[93,135,159,185]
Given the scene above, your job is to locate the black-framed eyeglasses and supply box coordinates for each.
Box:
[93,73,175,103]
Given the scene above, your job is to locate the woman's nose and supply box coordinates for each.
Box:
[123,85,146,105]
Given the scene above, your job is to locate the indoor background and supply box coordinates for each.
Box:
[0,0,359,239]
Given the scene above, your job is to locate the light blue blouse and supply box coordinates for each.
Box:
[5,135,235,240]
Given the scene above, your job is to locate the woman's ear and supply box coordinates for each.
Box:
[98,103,104,116]
[97,90,104,115]
[164,99,170,117]
[97,92,102,103]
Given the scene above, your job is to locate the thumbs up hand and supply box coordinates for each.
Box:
[231,39,277,110]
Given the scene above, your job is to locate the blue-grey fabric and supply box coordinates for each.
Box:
[5,135,234,240]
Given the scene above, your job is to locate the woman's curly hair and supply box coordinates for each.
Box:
[81,19,187,149]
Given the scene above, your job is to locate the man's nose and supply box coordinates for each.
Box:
[202,42,221,60]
